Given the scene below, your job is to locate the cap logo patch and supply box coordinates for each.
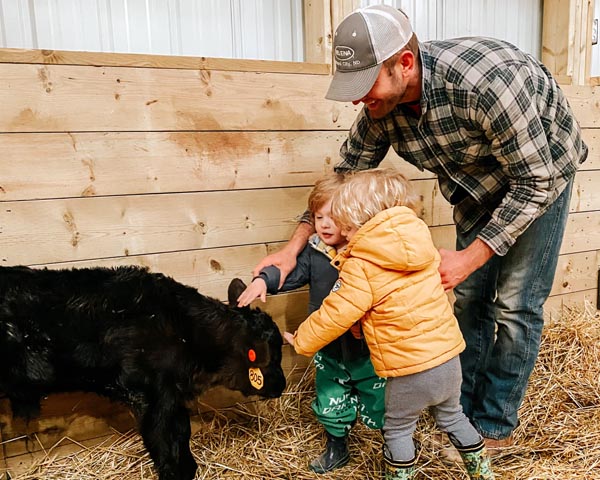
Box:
[334,46,355,62]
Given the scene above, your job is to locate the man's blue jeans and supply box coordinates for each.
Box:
[454,180,573,440]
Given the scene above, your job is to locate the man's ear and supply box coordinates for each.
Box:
[399,50,416,74]
[228,278,247,305]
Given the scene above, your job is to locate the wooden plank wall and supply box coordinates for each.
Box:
[0,49,598,472]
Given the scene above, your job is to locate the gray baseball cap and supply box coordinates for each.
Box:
[326,5,413,102]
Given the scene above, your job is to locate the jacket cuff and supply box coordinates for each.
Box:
[258,266,281,294]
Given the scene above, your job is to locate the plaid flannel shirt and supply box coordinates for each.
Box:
[334,37,588,256]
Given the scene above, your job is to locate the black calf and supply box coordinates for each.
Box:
[0,265,286,480]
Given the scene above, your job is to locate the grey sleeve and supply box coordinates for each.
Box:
[256,266,281,294]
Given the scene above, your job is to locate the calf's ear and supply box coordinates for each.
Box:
[227,278,247,305]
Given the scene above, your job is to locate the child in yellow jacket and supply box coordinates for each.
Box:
[285,168,494,480]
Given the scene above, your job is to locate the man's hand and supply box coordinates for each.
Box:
[438,239,494,291]
[237,278,267,307]
[252,248,298,289]
[252,222,314,288]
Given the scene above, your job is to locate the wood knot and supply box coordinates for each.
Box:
[210,259,223,273]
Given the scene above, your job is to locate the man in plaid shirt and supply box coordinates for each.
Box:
[254,5,587,477]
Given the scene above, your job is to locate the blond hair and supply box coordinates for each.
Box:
[331,168,420,230]
[307,172,346,216]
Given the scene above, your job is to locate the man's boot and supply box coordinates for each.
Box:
[309,432,350,474]
[456,440,495,479]
[383,452,416,480]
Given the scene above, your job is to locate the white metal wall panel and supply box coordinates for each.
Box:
[0,0,304,62]
[361,0,542,58]
[0,0,35,48]
[0,0,542,61]
[437,0,542,59]
[591,1,600,77]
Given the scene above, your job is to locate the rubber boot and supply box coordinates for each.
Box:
[383,452,416,480]
[309,432,350,474]
[457,440,495,479]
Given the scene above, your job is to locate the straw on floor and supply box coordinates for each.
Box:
[5,303,600,480]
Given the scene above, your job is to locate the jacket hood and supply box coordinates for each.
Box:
[338,206,438,271]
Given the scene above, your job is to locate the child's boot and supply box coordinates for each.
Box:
[309,431,350,474]
[456,440,495,479]
[383,452,416,480]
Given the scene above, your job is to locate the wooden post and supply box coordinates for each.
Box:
[542,0,595,85]
[571,0,595,85]
[331,0,362,33]
[302,0,362,68]
[542,0,572,83]
[303,0,333,67]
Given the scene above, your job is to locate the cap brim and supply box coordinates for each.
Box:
[325,63,383,102]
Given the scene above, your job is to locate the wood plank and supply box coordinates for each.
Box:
[562,210,600,254]
[0,131,434,202]
[0,131,340,201]
[542,0,571,78]
[580,128,600,170]
[0,188,311,266]
[555,74,573,85]
[0,48,330,75]
[550,250,600,296]
[561,85,600,127]
[0,179,451,267]
[29,221,455,308]
[16,222,453,301]
[544,288,598,321]
[589,76,600,86]
[0,395,135,459]
[571,170,600,212]
[0,63,358,133]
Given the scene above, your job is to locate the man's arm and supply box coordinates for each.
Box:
[252,221,314,288]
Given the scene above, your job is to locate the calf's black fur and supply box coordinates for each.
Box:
[0,265,286,480]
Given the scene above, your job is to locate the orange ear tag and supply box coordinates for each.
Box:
[248,349,256,362]
[249,368,264,390]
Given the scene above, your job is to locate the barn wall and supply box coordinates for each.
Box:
[0,49,598,472]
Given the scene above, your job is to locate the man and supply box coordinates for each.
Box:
[255,4,587,459]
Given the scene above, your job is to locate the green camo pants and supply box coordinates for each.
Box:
[312,351,386,437]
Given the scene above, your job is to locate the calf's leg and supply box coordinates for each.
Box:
[138,399,197,480]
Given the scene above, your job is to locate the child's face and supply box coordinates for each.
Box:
[314,199,346,248]
[341,225,358,241]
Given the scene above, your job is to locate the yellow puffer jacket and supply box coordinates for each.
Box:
[294,206,465,378]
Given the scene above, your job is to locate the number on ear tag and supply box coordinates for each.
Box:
[249,367,264,390]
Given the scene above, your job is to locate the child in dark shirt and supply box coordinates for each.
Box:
[238,173,385,474]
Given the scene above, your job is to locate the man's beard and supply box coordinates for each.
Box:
[368,73,407,119]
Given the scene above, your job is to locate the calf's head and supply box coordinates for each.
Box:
[224,278,286,398]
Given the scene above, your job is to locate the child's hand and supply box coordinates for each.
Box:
[237,278,267,307]
[350,321,363,339]
[283,331,296,347]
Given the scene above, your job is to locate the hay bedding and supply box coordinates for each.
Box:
[4,305,600,480]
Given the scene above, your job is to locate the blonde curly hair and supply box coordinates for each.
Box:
[331,168,421,231]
